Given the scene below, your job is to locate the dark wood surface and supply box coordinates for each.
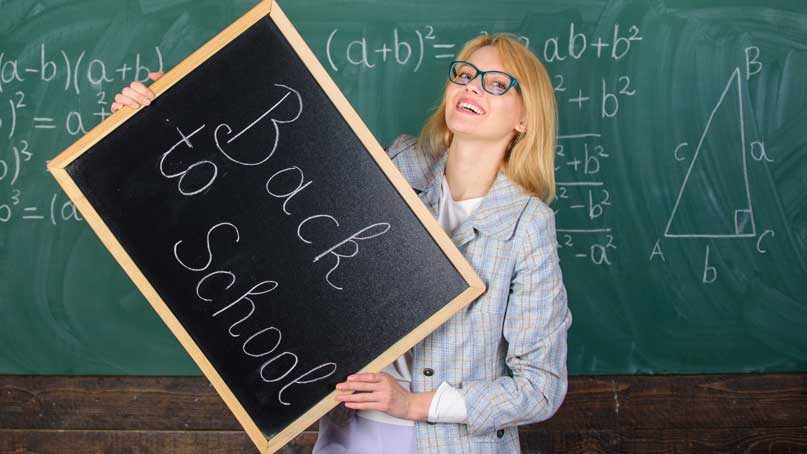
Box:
[1,374,805,453]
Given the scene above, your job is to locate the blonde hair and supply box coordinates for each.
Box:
[417,34,558,203]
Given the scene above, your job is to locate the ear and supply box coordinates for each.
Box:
[515,119,527,133]
[515,111,527,133]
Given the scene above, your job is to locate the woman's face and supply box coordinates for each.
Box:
[444,46,526,144]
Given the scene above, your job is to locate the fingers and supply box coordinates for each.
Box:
[342,401,386,411]
[348,373,384,382]
[334,372,391,399]
[335,373,383,392]
[333,372,411,416]
[338,390,387,402]
[128,81,156,102]
[337,388,393,411]
[113,92,141,110]
[335,385,391,411]
[110,79,158,113]
[122,86,152,107]
[109,70,164,113]
[337,381,380,392]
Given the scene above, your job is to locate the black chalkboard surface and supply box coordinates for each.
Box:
[48,1,484,452]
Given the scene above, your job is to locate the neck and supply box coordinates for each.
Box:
[444,135,510,201]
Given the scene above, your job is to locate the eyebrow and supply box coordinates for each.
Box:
[467,62,508,72]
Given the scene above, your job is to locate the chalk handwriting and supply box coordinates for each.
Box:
[172,221,337,406]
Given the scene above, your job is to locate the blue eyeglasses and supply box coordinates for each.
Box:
[448,60,520,96]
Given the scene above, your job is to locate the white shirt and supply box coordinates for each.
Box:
[357,174,484,426]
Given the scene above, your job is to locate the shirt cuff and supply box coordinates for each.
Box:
[427,382,469,424]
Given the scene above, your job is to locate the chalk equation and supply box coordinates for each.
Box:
[552,134,617,267]
[324,23,641,73]
[553,75,637,119]
[0,44,163,227]
[0,190,82,224]
[0,44,164,95]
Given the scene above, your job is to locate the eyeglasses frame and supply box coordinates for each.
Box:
[447,60,521,96]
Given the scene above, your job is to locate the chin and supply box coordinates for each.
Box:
[446,118,480,138]
[446,116,510,144]
[447,127,477,141]
[447,124,498,143]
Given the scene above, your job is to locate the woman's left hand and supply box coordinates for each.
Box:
[335,372,434,421]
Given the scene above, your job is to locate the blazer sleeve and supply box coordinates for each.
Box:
[459,202,572,435]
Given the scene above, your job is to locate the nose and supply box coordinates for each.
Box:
[464,75,484,95]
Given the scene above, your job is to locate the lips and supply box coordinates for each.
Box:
[456,98,486,115]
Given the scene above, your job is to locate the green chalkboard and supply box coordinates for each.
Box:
[1,0,805,375]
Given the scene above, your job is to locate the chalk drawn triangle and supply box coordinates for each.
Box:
[665,68,756,239]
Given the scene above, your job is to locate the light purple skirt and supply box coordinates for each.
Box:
[313,414,416,454]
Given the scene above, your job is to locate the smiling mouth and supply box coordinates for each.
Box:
[457,101,485,115]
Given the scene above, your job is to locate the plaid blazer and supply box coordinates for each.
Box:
[385,134,572,453]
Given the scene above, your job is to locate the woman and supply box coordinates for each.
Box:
[112,33,571,454]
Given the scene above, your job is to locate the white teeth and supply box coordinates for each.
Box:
[458,102,482,115]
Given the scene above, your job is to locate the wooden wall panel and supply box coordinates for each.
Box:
[1,374,805,453]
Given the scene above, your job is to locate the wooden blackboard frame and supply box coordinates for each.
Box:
[47,0,485,452]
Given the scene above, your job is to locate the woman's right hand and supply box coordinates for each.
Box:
[110,71,164,113]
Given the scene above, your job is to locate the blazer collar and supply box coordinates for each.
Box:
[415,152,531,245]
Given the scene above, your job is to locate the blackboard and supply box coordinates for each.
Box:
[1,0,806,377]
[47,1,485,451]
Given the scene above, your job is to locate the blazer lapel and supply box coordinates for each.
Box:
[415,154,447,219]
[450,219,477,249]
[412,152,531,248]
[452,170,532,247]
